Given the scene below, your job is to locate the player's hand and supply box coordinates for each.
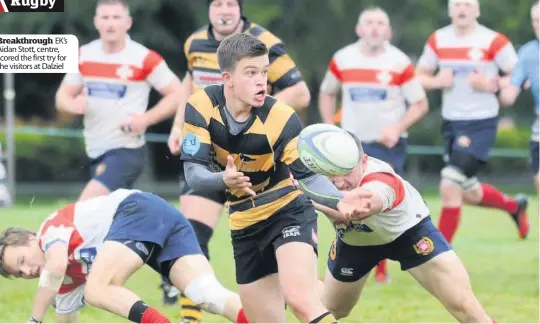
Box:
[337,188,373,220]
[223,155,256,197]
[71,87,88,115]
[436,68,454,88]
[468,70,499,92]
[378,126,401,148]
[168,127,183,155]
[120,112,149,135]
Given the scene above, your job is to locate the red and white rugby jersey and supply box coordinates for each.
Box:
[320,42,426,142]
[36,189,135,295]
[334,157,430,246]
[417,24,518,121]
[63,36,177,158]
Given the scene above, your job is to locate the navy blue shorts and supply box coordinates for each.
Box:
[362,138,407,175]
[531,141,539,174]
[442,117,498,163]
[105,192,202,267]
[89,146,147,191]
[327,217,452,282]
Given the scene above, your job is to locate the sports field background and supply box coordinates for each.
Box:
[0,195,537,323]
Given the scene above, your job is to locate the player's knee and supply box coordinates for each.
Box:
[183,274,235,315]
[282,290,316,321]
[441,152,482,193]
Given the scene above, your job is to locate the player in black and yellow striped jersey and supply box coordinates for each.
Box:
[164,0,311,320]
[180,33,371,323]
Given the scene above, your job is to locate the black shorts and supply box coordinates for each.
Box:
[231,195,318,285]
[178,161,226,204]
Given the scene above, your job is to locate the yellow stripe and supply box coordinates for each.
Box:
[264,101,295,147]
[229,190,301,230]
[180,296,197,306]
[181,309,203,320]
[280,136,299,165]
[257,31,281,49]
[268,54,296,83]
[229,178,295,205]
[186,91,216,126]
[187,52,220,71]
[184,123,211,144]
[213,143,229,167]
[245,118,266,135]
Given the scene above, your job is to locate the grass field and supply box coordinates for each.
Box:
[0,195,538,323]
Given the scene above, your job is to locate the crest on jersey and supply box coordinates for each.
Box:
[116,65,134,80]
[376,71,392,85]
[457,135,471,148]
[413,237,434,255]
[468,48,484,62]
[330,239,337,260]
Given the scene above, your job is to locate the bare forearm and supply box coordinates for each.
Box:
[318,92,337,124]
[396,98,428,133]
[55,92,76,113]
[417,73,442,90]
[145,93,181,126]
[172,75,193,131]
[274,82,311,111]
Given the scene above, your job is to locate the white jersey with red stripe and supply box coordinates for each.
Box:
[320,41,426,142]
[63,36,176,158]
[417,24,518,121]
[36,189,136,313]
[335,157,430,246]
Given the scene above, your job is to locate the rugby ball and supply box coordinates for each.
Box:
[297,123,360,176]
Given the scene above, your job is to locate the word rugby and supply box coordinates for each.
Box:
[0,0,64,12]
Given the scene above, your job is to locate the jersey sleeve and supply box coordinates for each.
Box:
[360,172,405,211]
[273,113,315,180]
[416,33,439,71]
[509,45,530,88]
[62,48,83,86]
[38,217,74,252]
[319,57,342,94]
[489,33,518,73]
[398,62,426,104]
[184,35,194,76]
[54,284,85,315]
[267,42,304,92]
[180,94,213,166]
[143,50,177,90]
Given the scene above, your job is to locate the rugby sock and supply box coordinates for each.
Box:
[236,308,249,323]
[438,207,461,243]
[310,311,338,323]
[128,300,171,323]
[375,259,387,278]
[478,183,518,214]
[180,219,214,322]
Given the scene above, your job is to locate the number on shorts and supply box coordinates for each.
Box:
[78,247,97,274]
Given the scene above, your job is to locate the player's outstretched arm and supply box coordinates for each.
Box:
[273,81,311,111]
[168,74,194,155]
[29,242,68,323]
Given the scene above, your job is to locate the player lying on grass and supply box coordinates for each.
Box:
[301,133,495,323]
[0,189,248,324]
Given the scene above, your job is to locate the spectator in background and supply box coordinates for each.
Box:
[318,6,429,284]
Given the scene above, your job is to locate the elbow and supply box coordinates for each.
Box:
[417,97,429,116]
[295,82,311,111]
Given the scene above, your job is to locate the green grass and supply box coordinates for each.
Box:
[0,196,538,323]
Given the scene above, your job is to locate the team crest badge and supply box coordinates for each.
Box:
[468,47,484,61]
[376,70,392,85]
[95,163,107,176]
[413,237,434,255]
[330,239,337,261]
[457,135,471,148]
[116,65,134,80]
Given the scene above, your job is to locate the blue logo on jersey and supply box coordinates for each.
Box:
[348,87,387,102]
[182,133,201,156]
[440,64,476,76]
[85,81,127,99]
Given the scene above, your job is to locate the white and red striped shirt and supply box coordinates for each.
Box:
[37,189,136,314]
[417,24,518,121]
[334,157,430,246]
[63,36,176,158]
[320,42,426,142]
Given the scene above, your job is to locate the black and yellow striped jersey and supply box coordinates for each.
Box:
[184,18,304,95]
[180,84,314,230]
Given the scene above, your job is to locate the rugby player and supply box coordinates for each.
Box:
[319,6,429,284]
[416,0,529,243]
[310,134,495,323]
[55,0,182,202]
[500,2,539,193]
[180,33,372,323]
[164,0,311,317]
[0,189,248,324]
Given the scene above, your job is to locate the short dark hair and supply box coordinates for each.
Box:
[0,227,35,279]
[96,0,129,12]
[217,33,268,72]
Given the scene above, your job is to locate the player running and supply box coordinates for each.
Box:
[55,0,182,202]
[500,2,539,193]
[415,0,529,243]
[310,134,494,323]
[164,0,311,317]
[181,33,372,323]
[319,6,429,284]
[0,189,248,324]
